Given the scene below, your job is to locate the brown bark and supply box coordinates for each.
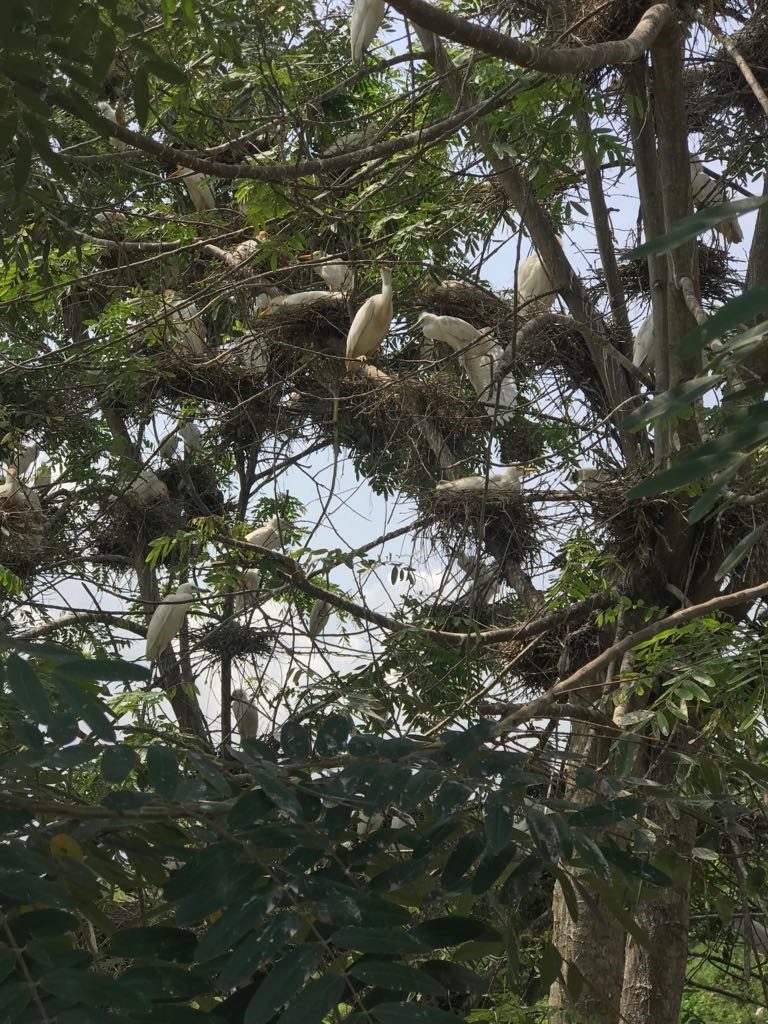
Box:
[548,722,626,1024]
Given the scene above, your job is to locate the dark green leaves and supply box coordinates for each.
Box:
[348,961,446,995]
[100,744,138,783]
[277,975,346,1024]
[7,653,50,723]
[245,944,325,1024]
[147,745,181,798]
[331,927,429,955]
[412,917,501,949]
[109,927,197,962]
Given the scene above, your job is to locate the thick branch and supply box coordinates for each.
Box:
[389,0,673,73]
[16,611,145,641]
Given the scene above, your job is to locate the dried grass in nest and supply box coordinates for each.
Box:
[702,497,768,589]
[257,297,348,353]
[153,350,272,407]
[609,242,739,307]
[589,482,672,580]
[157,463,225,517]
[0,508,47,579]
[94,497,182,560]
[497,631,565,695]
[546,0,671,49]
[421,489,542,569]
[198,622,275,659]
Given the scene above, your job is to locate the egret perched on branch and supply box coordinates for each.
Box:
[632,315,656,369]
[690,157,743,244]
[232,689,259,739]
[96,101,129,150]
[345,264,393,369]
[350,0,386,64]
[131,468,170,505]
[235,571,262,613]
[245,516,281,550]
[237,333,270,376]
[436,464,535,495]
[308,598,332,638]
[300,251,355,293]
[516,246,558,314]
[171,166,216,212]
[145,582,200,662]
[179,421,203,453]
[163,291,208,357]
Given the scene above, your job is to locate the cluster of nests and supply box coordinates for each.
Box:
[94,464,224,561]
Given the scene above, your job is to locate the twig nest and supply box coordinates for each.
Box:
[198,623,275,658]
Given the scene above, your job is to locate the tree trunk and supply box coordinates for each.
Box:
[548,720,625,1024]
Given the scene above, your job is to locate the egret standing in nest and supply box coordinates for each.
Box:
[232,689,259,740]
[516,242,560,314]
[350,0,386,64]
[145,582,200,662]
[690,156,743,244]
[130,468,170,505]
[299,251,355,293]
[171,166,216,212]
[345,264,393,370]
[163,291,208,358]
[245,516,282,550]
[308,598,332,638]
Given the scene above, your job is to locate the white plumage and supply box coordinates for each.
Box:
[350,0,386,64]
[163,291,208,357]
[237,332,270,376]
[157,431,180,461]
[96,101,129,150]
[416,312,481,348]
[179,421,203,452]
[245,516,281,550]
[145,582,199,662]
[690,157,743,244]
[303,251,355,293]
[308,598,332,637]
[172,167,216,212]
[436,464,534,495]
[231,688,259,739]
[632,315,656,369]
[131,469,170,505]
[235,571,262,614]
[0,468,30,510]
[345,266,393,367]
[268,290,343,309]
[457,552,500,605]
[516,251,556,314]
[573,468,613,493]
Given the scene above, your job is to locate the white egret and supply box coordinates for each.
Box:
[632,315,656,369]
[235,570,262,613]
[145,582,199,662]
[163,291,208,357]
[350,0,386,64]
[131,468,170,505]
[345,265,393,369]
[157,430,180,461]
[231,688,259,739]
[171,166,216,212]
[237,333,270,376]
[416,312,481,348]
[457,552,500,605]
[265,291,343,312]
[245,516,281,550]
[17,444,39,476]
[0,468,29,510]
[690,157,743,244]
[300,251,355,293]
[308,598,332,637]
[322,125,379,156]
[231,232,270,266]
[516,247,558,314]
[34,466,52,489]
[436,464,535,495]
[179,421,203,453]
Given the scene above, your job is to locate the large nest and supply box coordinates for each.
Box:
[420,488,542,569]
[606,242,741,308]
[589,481,675,589]
[686,4,768,151]
[197,622,275,659]
[412,284,531,347]
[544,0,667,49]
[93,495,182,561]
[156,463,225,518]
[497,630,565,695]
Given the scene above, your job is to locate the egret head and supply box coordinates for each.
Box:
[256,230,270,243]
[298,250,324,261]
[178,582,202,597]
[231,688,250,702]
[503,463,537,479]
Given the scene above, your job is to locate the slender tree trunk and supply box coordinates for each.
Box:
[548,720,625,1024]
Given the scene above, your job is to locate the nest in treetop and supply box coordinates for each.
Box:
[540,0,668,48]
[588,481,675,584]
[607,242,739,309]
[411,283,534,348]
[197,622,275,659]
[496,630,566,696]
[418,487,542,570]
[93,494,183,561]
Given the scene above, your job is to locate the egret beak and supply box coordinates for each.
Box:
[298,252,313,261]
[518,466,537,474]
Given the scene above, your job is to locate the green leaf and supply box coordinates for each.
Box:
[470,845,517,895]
[498,854,543,903]
[420,960,486,994]
[714,522,768,581]
[245,943,325,1024]
[525,808,563,864]
[53,675,115,741]
[194,896,266,963]
[249,767,303,822]
[277,974,346,1024]
[348,960,446,995]
[281,720,311,759]
[147,744,180,798]
[217,912,302,990]
[539,940,562,988]
[677,282,768,358]
[628,452,723,500]
[412,916,501,949]
[13,136,32,195]
[600,842,672,885]
[330,927,429,955]
[12,909,79,939]
[569,796,642,828]
[624,376,722,433]
[145,58,188,85]
[109,926,196,962]
[371,1003,464,1024]
[623,195,768,259]
[314,713,351,756]
[39,969,148,1013]
[6,653,51,723]
[57,658,150,683]
[101,744,138,784]
[484,791,516,852]
[571,832,611,880]
[133,64,150,127]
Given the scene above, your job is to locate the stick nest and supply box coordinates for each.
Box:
[0,506,47,578]
[93,495,183,561]
[197,622,275,659]
[603,242,740,308]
